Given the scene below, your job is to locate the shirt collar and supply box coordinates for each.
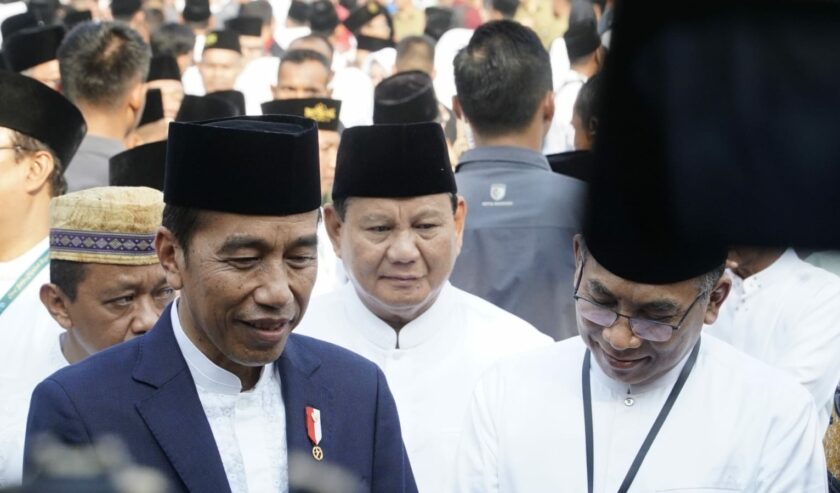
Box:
[343,281,456,350]
[457,146,551,172]
[589,337,699,396]
[171,300,245,395]
[0,237,48,281]
[741,248,799,288]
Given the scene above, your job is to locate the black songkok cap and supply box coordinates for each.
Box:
[332,122,454,200]
[183,0,211,22]
[148,54,181,81]
[1,12,40,40]
[343,2,384,33]
[203,29,241,53]
[206,90,246,115]
[139,88,164,126]
[288,0,311,23]
[309,0,339,34]
[109,140,167,190]
[63,10,92,30]
[164,115,321,215]
[564,1,600,59]
[355,34,394,52]
[423,7,453,41]
[546,150,593,183]
[175,94,242,122]
[0,71,86,164]
[111,0,141,18]
[226,15,262,37]
[374,70,437,124]
[3,25,64,72]
[262,97,341,131]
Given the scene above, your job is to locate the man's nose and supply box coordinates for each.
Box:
[602,316,643,351]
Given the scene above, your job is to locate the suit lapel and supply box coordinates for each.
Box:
[133,305,232,493]
[277,335,333,479]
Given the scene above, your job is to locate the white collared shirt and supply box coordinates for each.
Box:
[706,248,840,431]
[454,334,827,493]
[0,238,65,488]
[543,69,588,155]
[171,302,288,493]
[295,282,552,492]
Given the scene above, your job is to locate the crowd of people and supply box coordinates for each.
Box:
[1,0,840,491]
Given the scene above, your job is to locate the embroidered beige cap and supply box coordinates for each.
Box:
[49,186,164,265]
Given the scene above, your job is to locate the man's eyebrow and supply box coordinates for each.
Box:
[217,236,269,255]
[587,280,613,298]
[639,299,681,314]
[288,234,318,250]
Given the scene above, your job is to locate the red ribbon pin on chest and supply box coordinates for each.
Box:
[306,406,324,461]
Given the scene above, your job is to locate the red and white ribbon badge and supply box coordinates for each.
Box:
[306,406,322,447]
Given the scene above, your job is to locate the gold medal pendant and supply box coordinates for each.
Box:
[312,445,324,461]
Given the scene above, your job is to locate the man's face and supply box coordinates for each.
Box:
[160,210,319,375]
[146,79,185,120]
[573,245,726,386]
[318,129,339,198]
[23,59,61,91]
[360,15,391,40]
[199,48,243,93]
[61,263,175,358]
[327,194,466,325]
[239,35,264,62]
[274,60,330,99]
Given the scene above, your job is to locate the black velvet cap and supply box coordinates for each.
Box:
[203,29,241,53]
[139,88,164,126]
[206,90,246,115]
[343,2,384,33]
[109,140,167,190]
[355,34,394,52]
[111,0,141,18]
[28,0,60,25]
[288,0,311,23]
[261,97,341,131]
[0,52,6,71]
[309,0,339,34]
[3,24,64,72]
[226,15,262,37]
[546,150,593,183]
[374,70,437,124]
[63,9,92,30]
[1,12,39,40]
[0,71,85,164]
[164,115,321,215]
[564,1,600,59]
[423,7,453,41]
[148,55,181,81]
[183,0,211,22]
[332,122,454,200]
[175,94,242,122]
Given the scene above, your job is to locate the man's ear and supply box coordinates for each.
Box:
[323,204,343,258]
[155,226,185,290]
[23,150,56,194]
[453,196,467,253]
[572,234,585,285]
[39,283,74,330]
[452,95,464,120]
[542,90,556,125]
[703,274,732,325]
[127,80,146,132]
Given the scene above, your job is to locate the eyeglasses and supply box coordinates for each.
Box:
[573,255,703,342]
[0,146,33,153]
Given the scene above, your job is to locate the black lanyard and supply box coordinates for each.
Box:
[582,339,701,493]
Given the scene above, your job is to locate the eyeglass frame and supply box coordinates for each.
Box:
[0,145,35,153]
[572,253,705,342]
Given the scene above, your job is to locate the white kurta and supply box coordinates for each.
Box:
[454,334,826,493]
[295,282,552,492]
[543,69,587,155]
[706,248,840,431]
[310,215,346,297]
[0,239,66,487]
[172,302,289,493]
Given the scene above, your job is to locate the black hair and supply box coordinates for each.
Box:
[161,203,204,254]
[10,130,66,197]
[50,260,88,302]
[332,193,458,222]
[280,48,331,72]
[453,20,551,137]
[151,22,197,58]
[58,21,151,108]
[573,72,602,142]
[395,35,435,74]
[288,33,335,61]
[489,0,519,19]
[240,1,273,26]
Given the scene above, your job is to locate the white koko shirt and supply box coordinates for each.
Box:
[295,282,552,492]
[172,302,288,493]
[454,334,827,493]
[706,248,840,431]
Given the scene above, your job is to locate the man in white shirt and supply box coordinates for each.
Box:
[296,122,552,492]
[454,234,827,492]
[0,71,86,488]
[706,246,840,431]
[24,115,416,492]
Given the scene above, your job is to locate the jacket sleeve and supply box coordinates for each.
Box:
[370,367,418,493]
[23,377,93,480]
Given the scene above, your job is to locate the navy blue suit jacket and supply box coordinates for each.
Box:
[24,306,416,492]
